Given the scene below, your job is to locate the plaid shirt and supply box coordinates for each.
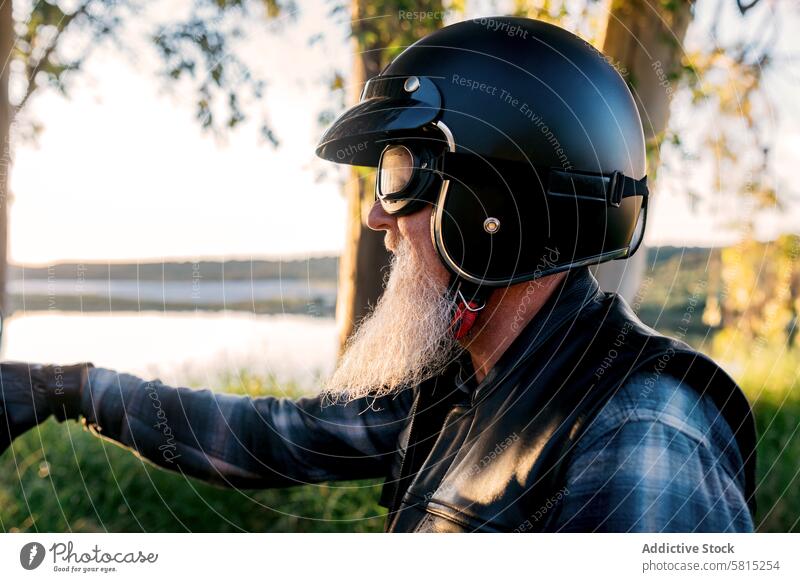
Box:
[81,360,752,532]
[545,370,753,532]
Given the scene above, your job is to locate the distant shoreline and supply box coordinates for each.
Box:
[6,295,335,316]
[8,256,340,283]
[8,246,718,282]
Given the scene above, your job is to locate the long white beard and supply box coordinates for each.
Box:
[321,238,462,404]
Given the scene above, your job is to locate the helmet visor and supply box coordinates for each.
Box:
[315,76,443,167]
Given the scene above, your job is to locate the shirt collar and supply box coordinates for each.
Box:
[455,266,604,394]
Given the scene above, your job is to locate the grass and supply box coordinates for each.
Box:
[723,351,800,532]
[0,424,386,532]
[751,394,800,532]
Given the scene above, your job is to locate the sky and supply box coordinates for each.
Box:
[7,0,800,265]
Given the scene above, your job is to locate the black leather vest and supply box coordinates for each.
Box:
[377,267,757,532]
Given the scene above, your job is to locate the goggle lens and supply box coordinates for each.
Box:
[378,145,415,197]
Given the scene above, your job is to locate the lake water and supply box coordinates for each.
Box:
[0,311,338,392]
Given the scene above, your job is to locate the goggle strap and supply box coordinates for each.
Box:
[439,152,648,208]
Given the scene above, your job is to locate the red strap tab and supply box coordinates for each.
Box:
[450,299,480,340]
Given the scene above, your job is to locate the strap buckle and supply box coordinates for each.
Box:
[456,289,487,312]
[607,171,623,207]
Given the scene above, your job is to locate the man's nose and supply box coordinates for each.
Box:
[367,200,396,232]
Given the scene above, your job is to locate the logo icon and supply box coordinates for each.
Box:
[20,542,46,570]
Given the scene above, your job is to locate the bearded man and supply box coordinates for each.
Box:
[0,18,756,532]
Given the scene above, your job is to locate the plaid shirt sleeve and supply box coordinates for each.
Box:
[548,371,754,532]
[81,367,413,488]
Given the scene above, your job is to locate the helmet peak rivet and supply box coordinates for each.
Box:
[483,217,500,234]
[404,76,420,93]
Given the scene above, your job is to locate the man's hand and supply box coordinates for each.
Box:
[0,362,93,455]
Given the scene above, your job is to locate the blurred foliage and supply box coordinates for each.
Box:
[349,0,458,65]
[8,0,297,143]
[670,1,800,231]
[10,0,131,141]
[705,235,799,534]
[9,0,466,148]
[512,0,606,43]
[12,1,128,98]
[635,246,720,347]
[707,234,800,355]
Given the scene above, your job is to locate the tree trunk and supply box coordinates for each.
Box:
[335,3,391,353]
[336,1,445,352]
[591,0,694,302]
[0,0,12,316]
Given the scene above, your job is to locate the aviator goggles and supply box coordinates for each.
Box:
[375,140,650,217]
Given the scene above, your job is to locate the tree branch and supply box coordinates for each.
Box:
[15,2,91,112]
[737,0,763,16]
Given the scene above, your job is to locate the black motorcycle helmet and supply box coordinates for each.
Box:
[316,16,649,306]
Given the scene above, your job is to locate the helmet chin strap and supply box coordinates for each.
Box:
[448,275,491,340]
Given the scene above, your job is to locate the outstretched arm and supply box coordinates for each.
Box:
[81,368,414,488]
[1,362,413,489]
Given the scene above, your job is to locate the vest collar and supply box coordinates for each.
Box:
[456,266,605,396]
